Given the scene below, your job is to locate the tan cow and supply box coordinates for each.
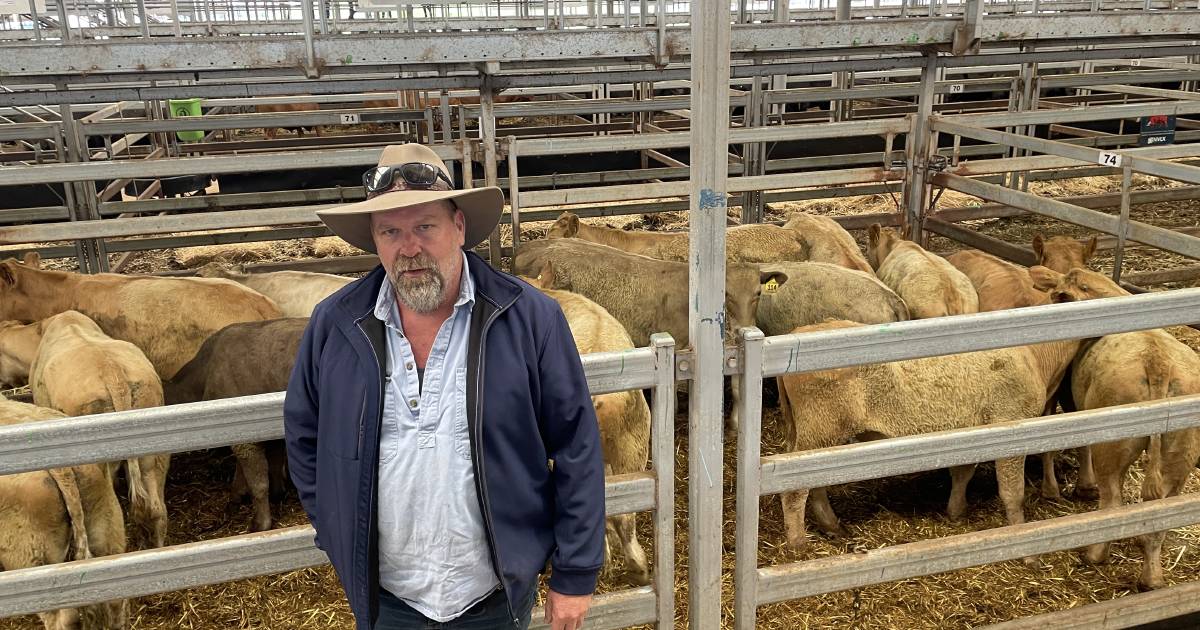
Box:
[867,224,979,318]
[781,213,874,273]
[515,238,787,432]
[1032,233,1098,273]
[165,318,308,533]
[1032,265,1200,590]
[1,311,169,550]
[255,102,322,140]
[756,262,909,336]
[945,248,1095,500]
[526,279,652,586]
[0,395,127,629]
[196,263,353,318]
[776,319,1079,550]
[0,253,282,380]
[546,211,807,264]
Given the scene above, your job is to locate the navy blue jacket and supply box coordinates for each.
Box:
[283,253,606,629]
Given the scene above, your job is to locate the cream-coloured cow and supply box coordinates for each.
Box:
[867,225,979,318]
[196,263,353,318]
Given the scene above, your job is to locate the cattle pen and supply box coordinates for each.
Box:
[3,0,1200,628]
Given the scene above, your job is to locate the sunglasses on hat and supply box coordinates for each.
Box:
[363,162,455,197]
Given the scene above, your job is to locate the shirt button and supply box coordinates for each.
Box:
[408,399,418,409]
[405,362,414,370]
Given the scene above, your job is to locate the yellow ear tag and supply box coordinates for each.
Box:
[763,277,780,295]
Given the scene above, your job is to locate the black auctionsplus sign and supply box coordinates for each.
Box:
[1139,115,1176,147]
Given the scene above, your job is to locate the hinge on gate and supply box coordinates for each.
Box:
[889,158,907,171]
[928,155,950,172]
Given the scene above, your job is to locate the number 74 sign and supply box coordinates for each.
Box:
[1098,152,1123,168]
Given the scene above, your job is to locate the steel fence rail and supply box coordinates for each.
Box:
[978,579,1200,629]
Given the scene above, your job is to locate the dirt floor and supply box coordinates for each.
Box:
[3,172,1200,629]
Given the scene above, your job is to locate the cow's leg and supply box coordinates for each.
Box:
[781,489,810,549]
[995,455,1038,565]
[267,440,289,503]
[947,463,977,520]
[727,375,741,435]
[612,512,651,586]
[1137,434,1196,591]
[1039,451,1062,500]
[231,460,250,503]
[143,454,170,548]
[83,479,129,630]
[808,486,846,537]
[1085,439,1142,565]
[232,443,273,532]
[1075,446,1099,500]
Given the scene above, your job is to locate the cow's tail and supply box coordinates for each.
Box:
[102,371,151,511]
[1142,350,1175,500]
[47,467,92,561]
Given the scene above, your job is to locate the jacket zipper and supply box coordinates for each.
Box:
[354,316,385,621]
[474,303,518,625]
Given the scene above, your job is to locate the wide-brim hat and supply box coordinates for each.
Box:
[316,143,504,254]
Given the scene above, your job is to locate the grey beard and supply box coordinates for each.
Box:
[388,257,447,314]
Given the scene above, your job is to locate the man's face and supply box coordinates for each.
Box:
[371,201,466,313]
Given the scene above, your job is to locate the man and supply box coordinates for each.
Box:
[284,143,605,630]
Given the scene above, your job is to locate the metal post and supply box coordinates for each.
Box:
[56,0,71,40]
[302,0,316,74]
[770,0,789,116]
[480,81,501,266]
[832,0,850,122]
[650,333,677,630]
[317,0,328,33]
[170,0,182,35]
[1113,164,1133,282]
[137,0,150,36]
[60,102,108,273]
[688,0,730,627]
[506,137,520,270]
[742,75,766,223]
[904,53,938,242]
[29,0,43,40]
[733,327,764,630]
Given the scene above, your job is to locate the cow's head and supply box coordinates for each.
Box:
[1028,266,1126,303]
[0,255,46,322]
[866,223,903,270]
[725,265,789,340]
[547,212,580,239]
[1031,233,1097,274]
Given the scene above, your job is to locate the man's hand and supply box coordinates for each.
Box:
[544,590,592,630]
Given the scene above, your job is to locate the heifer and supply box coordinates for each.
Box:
[196,263,353,318]
[867,224,979,318]
[946,248,1096,500]
[11,311,169,550]
[546,211,807,263]
[0,253,282,380]
[1032,265,1200,590]
[0,396,127,629]
[1032,233,1097,273]
[256,102,322,139]
[515,238,787,432]
[526,279,652,586]
[755,262,909,336]
[165,317,308,532]
[776,319,1079,550]
[781,213,874,273]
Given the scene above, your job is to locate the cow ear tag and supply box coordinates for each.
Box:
[763,277,780,295]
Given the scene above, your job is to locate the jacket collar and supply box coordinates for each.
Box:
[334,250,522,323]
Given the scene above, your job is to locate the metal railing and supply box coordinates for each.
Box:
[733,289,1200,629]
[0,335,678,630]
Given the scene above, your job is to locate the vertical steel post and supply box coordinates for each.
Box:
[733,327,765,630]
[832,0,850,121]
[56,0,70,39]
[506,137,520,271]
[302,0,316,74]
[480,80,501,266]
[771,0,789,117]
[649,333,677,630]
[741,75,765,223]
[137,0,150,36]
[904,53,938,242]
[688,0,730,628]
[1113,165,1133,282]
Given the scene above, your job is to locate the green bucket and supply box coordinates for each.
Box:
[167,98,204,142]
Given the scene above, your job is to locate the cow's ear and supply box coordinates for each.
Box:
[22,252,40,269]
[0,262,16,289]
[759,268,788,287]
[1031,234,1045,259]
[565,214,579,236]
[868,223,882,243]
[1083,236,1098,261]
[536,261,557,288]
[1028,265,1062,291]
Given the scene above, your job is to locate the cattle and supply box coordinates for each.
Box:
[755,262,909,336]
[514,238,787,432]
[0,311,169,551]
[526,278,652,586]
[255,102,322,140]
[546,211,807,264]
[165,318,308,533]
[781,214,874,273]
[867,224,979,318]
[776,319,1080,550]
[1032,265,1200,590]
[1032,233,1098,273]
[0,395,127,629]
[945,248,1095,500]
[0,253,283,381]
[196,263,353,318]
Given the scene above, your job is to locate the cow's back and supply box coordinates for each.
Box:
[783,214,873,272]
[166,318,308,404]
[878,245,977,318]
[947,250,1047,312]
[757,262,908,336]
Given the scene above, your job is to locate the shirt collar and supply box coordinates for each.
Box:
[374,251,475,328]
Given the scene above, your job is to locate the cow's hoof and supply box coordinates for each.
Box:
[249,518,273,533]
[626,568,653,587]
[1074,485,1100,501]
[1021,556,1040,568]
[1137,577,1166,592]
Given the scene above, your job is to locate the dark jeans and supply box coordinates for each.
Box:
[376,587,535,630]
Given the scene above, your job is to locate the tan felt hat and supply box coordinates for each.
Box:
[316,143,504,254]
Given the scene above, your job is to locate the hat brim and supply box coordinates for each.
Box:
[316,187,505,254]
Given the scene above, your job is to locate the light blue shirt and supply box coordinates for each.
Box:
[374,252,499,622]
